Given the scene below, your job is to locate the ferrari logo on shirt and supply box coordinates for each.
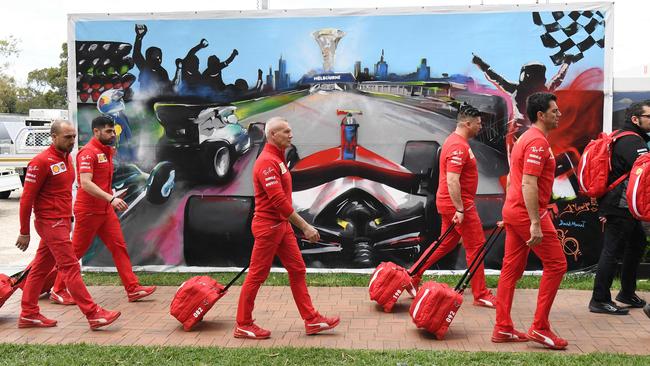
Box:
[97,153,107,163]
[279,162,287,174]
[50,162,66,175]
[636,167,644,176]
[468,148,475,159]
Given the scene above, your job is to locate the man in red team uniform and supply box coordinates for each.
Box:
[49,116,156,305]
[15,120,120,329]
[410,104,497,308]
[234,117,340,339]
[492,92,568,350]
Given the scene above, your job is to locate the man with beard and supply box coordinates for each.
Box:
[16,120,121,329]
[492,92,568,350]
[589,101,650,315]
[49,116,156,305]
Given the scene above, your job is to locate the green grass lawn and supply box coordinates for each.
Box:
[5,272,647,364]
[81,271,650,291]
[1,344,648,366]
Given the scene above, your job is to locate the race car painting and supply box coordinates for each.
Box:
[289,110,442,267]
[182,108,444,268]
[154,103,261,183]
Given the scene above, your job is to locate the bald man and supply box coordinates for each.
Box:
[234,117,340,339]
[16,120,121,330]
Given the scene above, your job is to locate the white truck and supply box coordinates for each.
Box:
[0,109,68,191]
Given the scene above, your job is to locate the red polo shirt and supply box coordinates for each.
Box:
[74,137,115,214]
[253,143,294,221]
[19,145,75,235]
[436,132,479,214]
[502,126,556,224]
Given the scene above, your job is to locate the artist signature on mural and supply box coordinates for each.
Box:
[558,198,598,218]
[558,220,587,228]
[557,229,581,262]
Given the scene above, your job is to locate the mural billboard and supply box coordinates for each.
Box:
[68,4,612,270]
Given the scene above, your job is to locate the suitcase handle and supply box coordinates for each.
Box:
[454,225,504,293]
[407,222,457,276]
[10,268,30,288]
[220,265,249,294]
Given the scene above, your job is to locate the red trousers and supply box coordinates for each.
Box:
[495,214,567,331]
[236,219,317,326]
[413,208,490,301]
[21,218,97,317]
[52,210,139,293]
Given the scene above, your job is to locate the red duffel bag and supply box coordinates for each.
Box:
[170,266,247,331]
[0,269,30,308]
[410,226,503,339]
[369,223,456,312]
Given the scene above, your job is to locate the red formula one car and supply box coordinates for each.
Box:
[288,110,442,267]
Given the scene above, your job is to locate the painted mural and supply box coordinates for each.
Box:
[70,5,609,270]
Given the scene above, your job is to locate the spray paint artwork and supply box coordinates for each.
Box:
[70,5,609,269]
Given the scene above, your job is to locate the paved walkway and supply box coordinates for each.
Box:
[1,286,649,354]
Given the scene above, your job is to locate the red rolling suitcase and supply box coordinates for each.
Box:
[170,266,247,331]
[369,223,456,312]
[0,269,30,308]
[14,261,57,297]
[410,226,503,339]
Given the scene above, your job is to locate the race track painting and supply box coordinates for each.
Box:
[69,4,610,269]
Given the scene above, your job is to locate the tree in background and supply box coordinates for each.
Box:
[18,43,67,112]
[0,39,67,114]
[0,36,19,113]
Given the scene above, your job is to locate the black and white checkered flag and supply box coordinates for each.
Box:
[533,11,605,66]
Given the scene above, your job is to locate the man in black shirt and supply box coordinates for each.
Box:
[589,100,650,315]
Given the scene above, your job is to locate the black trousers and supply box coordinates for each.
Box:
[592,215,647,302]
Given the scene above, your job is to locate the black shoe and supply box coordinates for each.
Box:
[615,293,647,308]
[589,299,629,315]
[644,304,650,319]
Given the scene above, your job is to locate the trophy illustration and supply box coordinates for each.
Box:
[312,28,345,72]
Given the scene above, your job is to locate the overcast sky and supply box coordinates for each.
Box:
[1,0,645,86]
